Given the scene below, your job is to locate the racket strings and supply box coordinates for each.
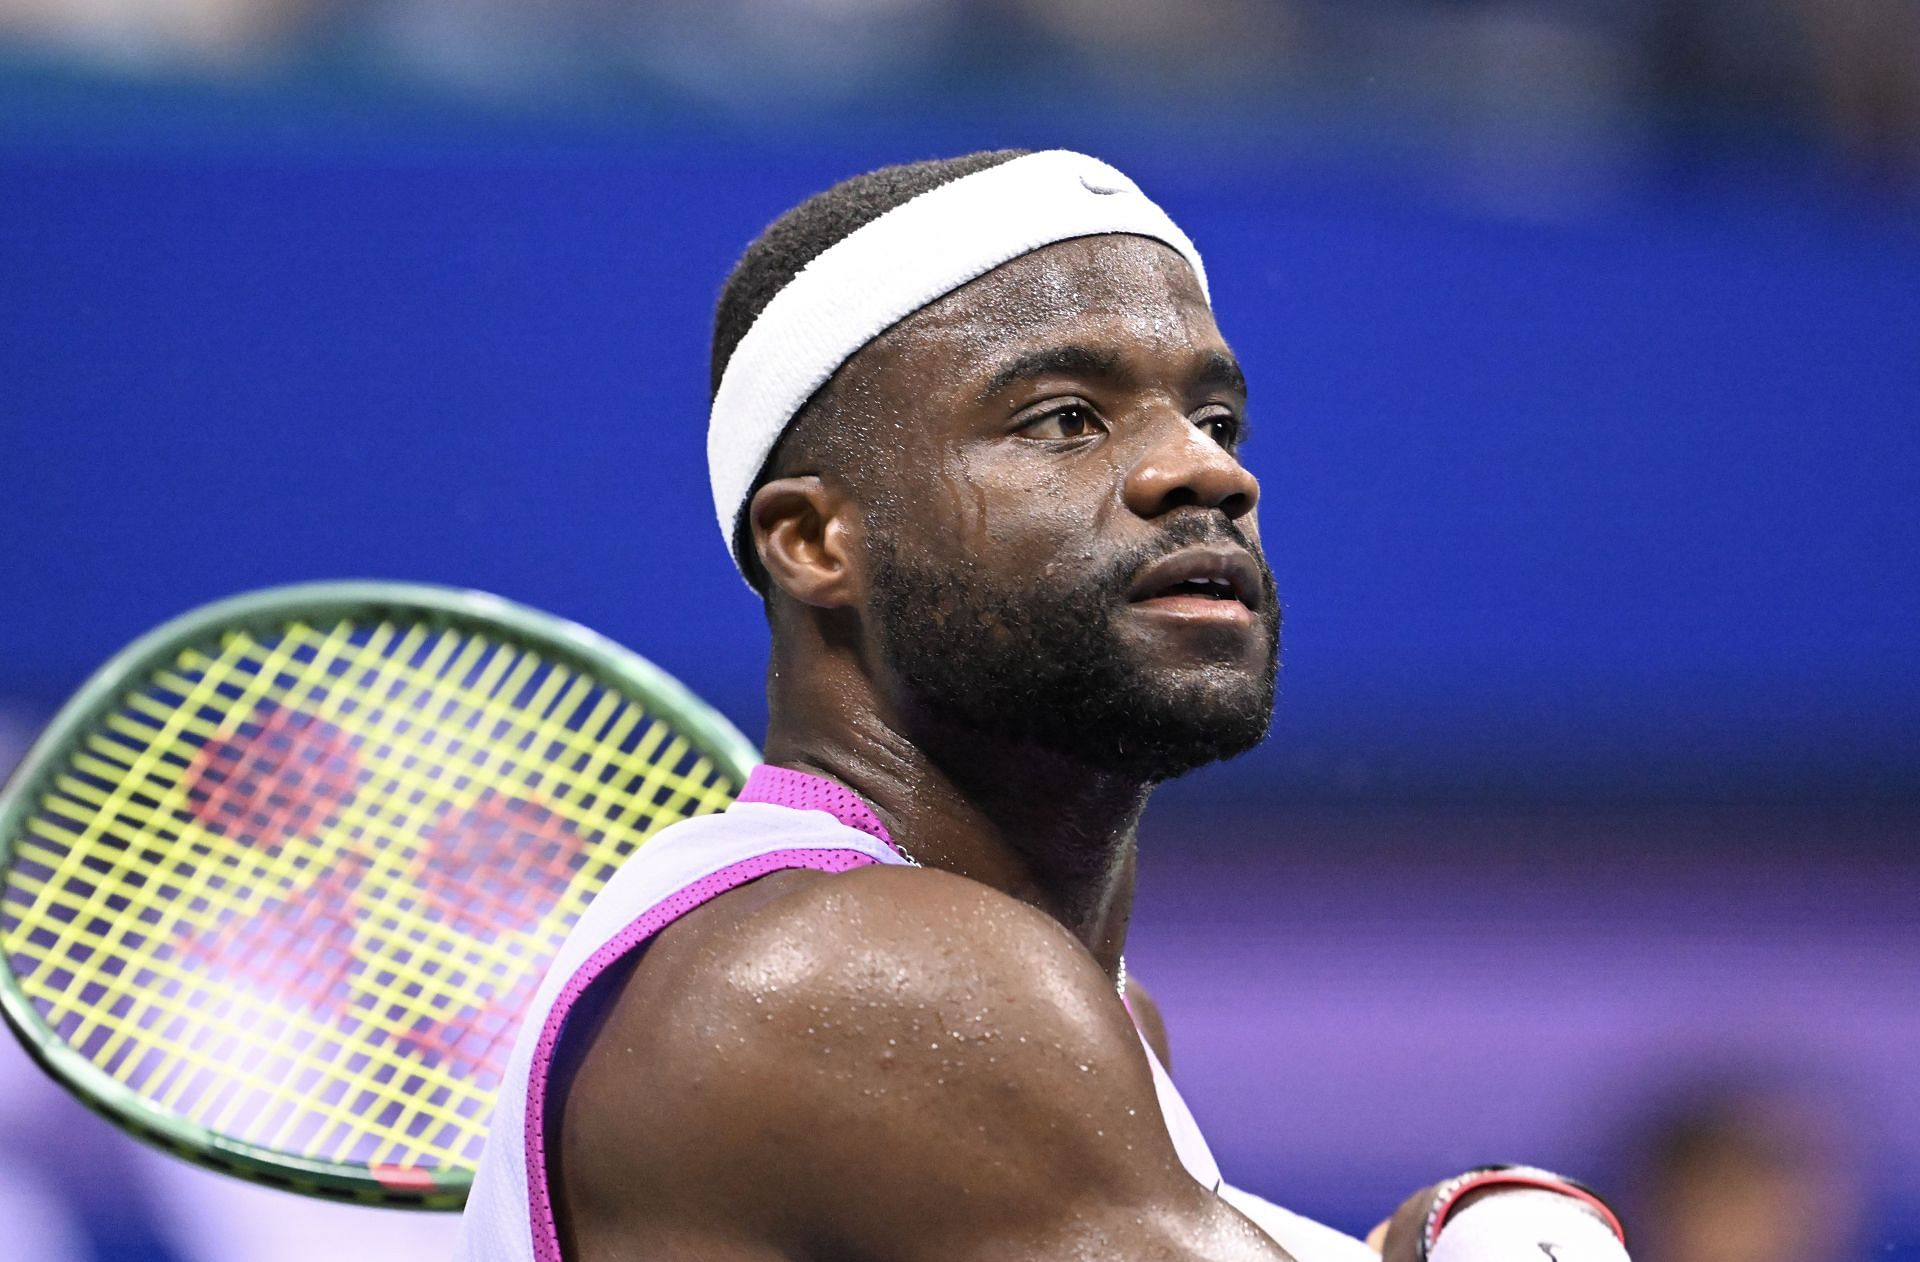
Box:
[35,626,651,1130]
[13,619,526,1160]
[2,613,739,1178]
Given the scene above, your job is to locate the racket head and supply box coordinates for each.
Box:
[0,582,757,1208]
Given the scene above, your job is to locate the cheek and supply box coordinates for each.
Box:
[950,446,1128,578]
[878,443,997,557]
[880,447,1109,575]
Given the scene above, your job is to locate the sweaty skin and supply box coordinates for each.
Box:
[550,235,1463,1261]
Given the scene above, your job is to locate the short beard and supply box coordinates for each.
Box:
[869,516,1280,784]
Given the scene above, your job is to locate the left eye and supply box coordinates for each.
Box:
[1023,405,1102,440]
[1197,414,1240,448]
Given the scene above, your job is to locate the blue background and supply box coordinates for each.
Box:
[5,104,1918,807]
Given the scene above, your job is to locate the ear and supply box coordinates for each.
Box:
[750,476,863,609]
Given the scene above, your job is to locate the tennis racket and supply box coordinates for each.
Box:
[0,582,757,1209]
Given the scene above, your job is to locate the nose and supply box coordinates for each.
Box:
[1121,416,1260,522]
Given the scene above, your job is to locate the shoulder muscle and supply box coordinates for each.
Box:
[554,864,1277,1262]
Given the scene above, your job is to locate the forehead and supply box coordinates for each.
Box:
[858,234,1222,388]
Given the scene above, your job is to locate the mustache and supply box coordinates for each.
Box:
[1096,514,1273,598]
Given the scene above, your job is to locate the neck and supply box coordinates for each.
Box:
[763,650,1150,981]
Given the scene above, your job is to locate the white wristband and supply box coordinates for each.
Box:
[1429,1190,1631,1262]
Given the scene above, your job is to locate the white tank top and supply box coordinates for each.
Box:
[455,766,1371,1262]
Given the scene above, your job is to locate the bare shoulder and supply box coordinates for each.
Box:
[606,861,1132,1061]
[552,863,1227,1261]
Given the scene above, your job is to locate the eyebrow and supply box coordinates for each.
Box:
[975,344,1249,407]
[1194,350,1248,399]
[976,345,1129,406]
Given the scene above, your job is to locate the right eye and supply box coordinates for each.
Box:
[1020,404,1103,440]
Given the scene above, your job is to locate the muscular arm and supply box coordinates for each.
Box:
[551,863,1294,1262]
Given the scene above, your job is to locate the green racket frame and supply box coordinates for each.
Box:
[0,581,760,1208]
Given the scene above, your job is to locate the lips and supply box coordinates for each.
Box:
[1125,546,1262,612]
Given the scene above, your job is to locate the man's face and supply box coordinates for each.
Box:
[843,234,1279,782]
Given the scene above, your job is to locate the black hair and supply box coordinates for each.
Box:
[711,149,1031,593]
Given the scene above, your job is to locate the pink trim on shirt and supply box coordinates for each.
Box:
[523,845,879,1262]
[735,764,902,855]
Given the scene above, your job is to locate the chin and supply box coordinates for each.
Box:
[1084,672,1277,783]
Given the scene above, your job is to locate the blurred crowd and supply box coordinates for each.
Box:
[1612,1078,1873,1262]
[0,0,1915,186]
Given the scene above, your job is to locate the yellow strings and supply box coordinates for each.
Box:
[2,617,737,1171]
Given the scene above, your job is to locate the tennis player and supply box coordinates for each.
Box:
[457,150,1632,1262]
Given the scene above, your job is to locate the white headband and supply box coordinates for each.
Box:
[707,149,1210,575]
